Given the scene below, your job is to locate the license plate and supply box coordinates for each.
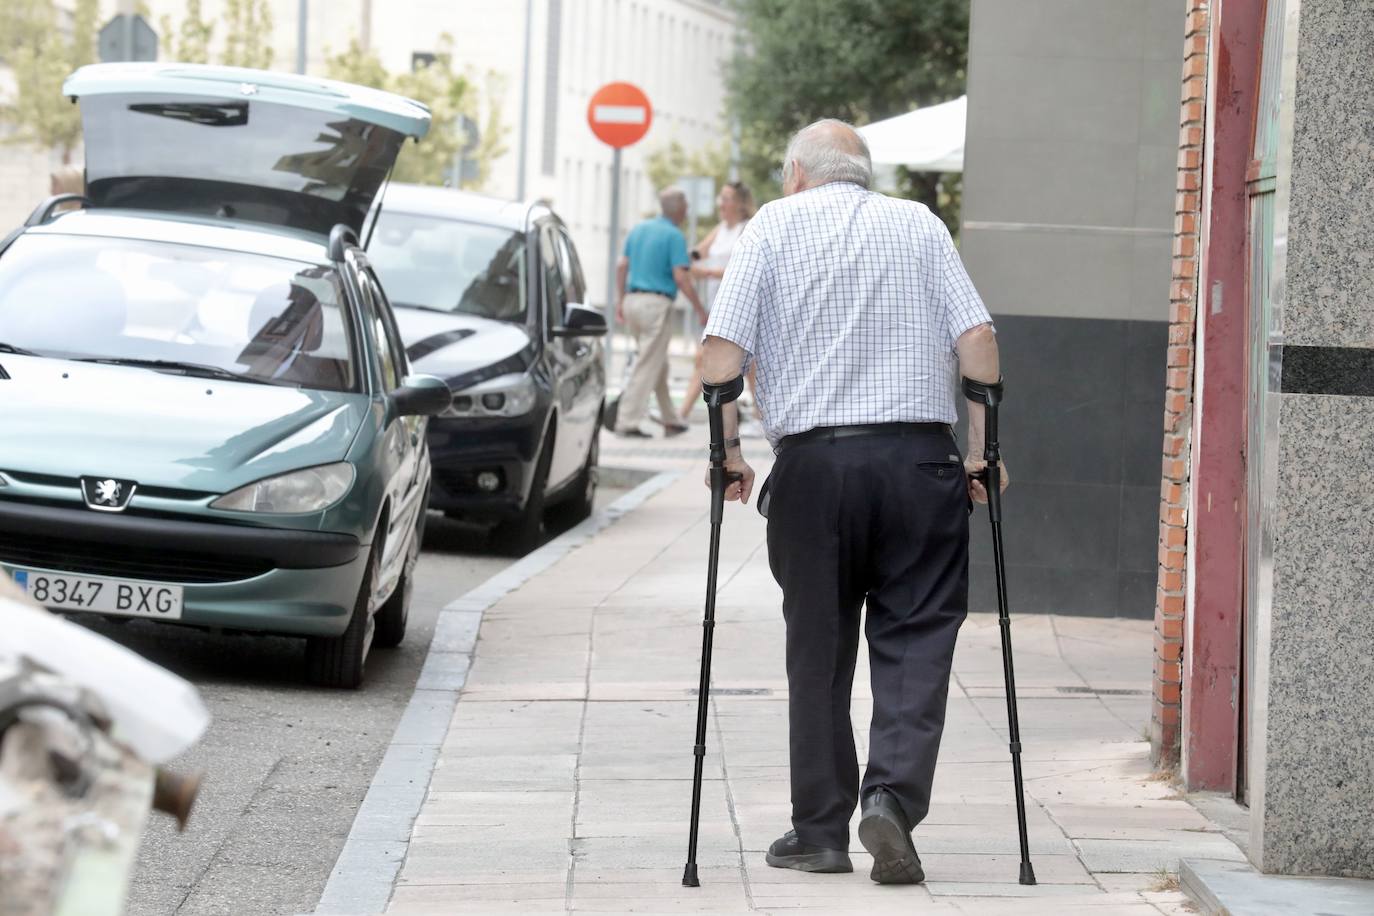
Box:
[10,568,183,620]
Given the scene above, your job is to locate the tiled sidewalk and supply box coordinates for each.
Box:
[384,454,1243,914]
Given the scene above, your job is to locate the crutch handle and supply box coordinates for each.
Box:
[962,376,1004,465]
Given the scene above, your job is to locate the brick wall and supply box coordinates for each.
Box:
[1152,0,1209,768]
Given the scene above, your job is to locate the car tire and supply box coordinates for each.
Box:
[375,507,426,649]
[548,420,599,527]
[491,432,552,557]
[305,546,374,689]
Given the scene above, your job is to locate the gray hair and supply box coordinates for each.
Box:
[659,186,687,214]
[782,119,873,189]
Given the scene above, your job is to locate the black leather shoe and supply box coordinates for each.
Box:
[858,789,924,884]
[765,830,853,873]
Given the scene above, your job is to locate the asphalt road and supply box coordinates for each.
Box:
[77,495,625,916]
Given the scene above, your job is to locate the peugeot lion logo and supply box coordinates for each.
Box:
[81,477,136,512]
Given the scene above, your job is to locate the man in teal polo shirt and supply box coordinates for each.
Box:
[613,187,708,437]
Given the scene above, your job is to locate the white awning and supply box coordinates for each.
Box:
[859,96,966,173]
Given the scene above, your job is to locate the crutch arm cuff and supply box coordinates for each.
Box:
[962,376,1004,407]
[702,375,745,407]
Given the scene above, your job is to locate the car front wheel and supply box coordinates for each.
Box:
[305,546,374,688]
[490,433,552,556]
[549,420,599,528]
[375,508,425,649]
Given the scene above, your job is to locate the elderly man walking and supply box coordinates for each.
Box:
[613,187,708,438]
[699,120,1006,885]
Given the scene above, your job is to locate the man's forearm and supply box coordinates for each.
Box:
[615,259,628,301]
[955,323,1000,458]
[676,276,706,316]
[702,335,749,454]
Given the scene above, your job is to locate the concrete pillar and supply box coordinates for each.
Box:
[960,0,1183,617]
[1250,0,1374,878]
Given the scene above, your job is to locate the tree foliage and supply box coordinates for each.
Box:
[220,0,273,69]
[325,37,508,190]
[0,0,99,161]
[725,0,969,229]
[158,0,272,67]
[160,0,214,64]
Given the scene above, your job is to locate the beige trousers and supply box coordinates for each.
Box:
[618,291,677,430]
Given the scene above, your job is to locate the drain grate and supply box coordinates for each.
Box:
[686,687,774,696]
[1055,686,1149,696]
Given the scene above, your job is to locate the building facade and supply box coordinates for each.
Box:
[1153,0,1374,881]
[959,0,1184,618]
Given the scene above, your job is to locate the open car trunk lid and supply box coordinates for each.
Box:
[64,63,430,238]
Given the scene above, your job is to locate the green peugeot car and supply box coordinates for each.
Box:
[0,64,451,687]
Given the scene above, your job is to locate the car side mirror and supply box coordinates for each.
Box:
[391,374,451,417]
[551,303,607,338]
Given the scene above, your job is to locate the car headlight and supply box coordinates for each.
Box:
[210,462,355,514]
[442,372,538,418]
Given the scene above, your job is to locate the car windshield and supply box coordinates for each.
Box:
[368,212,528,322]
[0,234,357,392]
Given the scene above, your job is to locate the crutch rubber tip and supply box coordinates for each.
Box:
[682,863,700,887]
[1019,862,1037,885]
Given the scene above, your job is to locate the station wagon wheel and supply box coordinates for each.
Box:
[305,544,376,688]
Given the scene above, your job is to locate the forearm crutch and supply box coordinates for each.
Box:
[963,376,1036,886]
[682,375,743,889]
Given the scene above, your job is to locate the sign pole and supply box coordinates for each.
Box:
[685,196,698,340]
[296,0,308,73]
[604,146,622,381]
[118,0,134,60]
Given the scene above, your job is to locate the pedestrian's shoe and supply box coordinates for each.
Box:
[648,411,690,437]
[615,425,652,439]
[858,789,924,884]
[765,830,853,874]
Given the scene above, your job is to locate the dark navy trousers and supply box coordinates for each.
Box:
[764,428,969,850]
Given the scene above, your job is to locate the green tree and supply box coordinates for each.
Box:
[325,36,508,189]
[0,0,99,162]
[220,0,273,69]
[160,0,214,64]
[726,0,969,230]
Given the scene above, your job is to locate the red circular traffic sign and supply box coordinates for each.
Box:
[587,82,652,149]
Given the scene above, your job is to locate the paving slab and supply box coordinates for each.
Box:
[1181,857,1374,916]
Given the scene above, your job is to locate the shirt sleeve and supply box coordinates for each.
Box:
[939,221,993,346]
[622,225,635,257]
[703,219,770,355]
[668,228,690,270]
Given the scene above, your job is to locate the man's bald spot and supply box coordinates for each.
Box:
[799,119,867,158]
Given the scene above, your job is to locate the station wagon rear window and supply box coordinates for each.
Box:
[0,235,358,392]
[78,93,405,236]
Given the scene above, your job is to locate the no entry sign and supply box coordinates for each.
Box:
[587,82,652,149]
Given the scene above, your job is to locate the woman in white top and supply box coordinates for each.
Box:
[679,181,757,423]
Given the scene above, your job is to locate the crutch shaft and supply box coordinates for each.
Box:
[683,505,722,887]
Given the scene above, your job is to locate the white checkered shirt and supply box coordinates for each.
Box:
[704,181,993,448]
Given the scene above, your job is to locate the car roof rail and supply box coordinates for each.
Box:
[328,223,359,262]
[24,194,92,227]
